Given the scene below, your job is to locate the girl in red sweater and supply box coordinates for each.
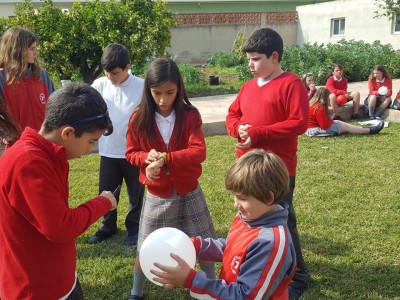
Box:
[126,58,216,300]
[0,27,54,131]
[364,64,392,120]
[306,87,384,136]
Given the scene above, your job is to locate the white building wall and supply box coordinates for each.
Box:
[297,0,400,49]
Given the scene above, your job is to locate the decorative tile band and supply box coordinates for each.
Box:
[176,12,297,26]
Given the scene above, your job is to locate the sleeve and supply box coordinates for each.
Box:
[125,113,149,167]
[246,79,309,144]
[40,69,55,95]
[226,84,247,138]
[188,226,295,300]
[167,111,206,172]
[386,77,393,97]
[9,157,112,243]
[326,76,346,95]
[368,80,379,96]
[314,106,333,130]
[196,237,226,262]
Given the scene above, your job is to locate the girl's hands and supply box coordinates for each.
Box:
[145,159,164,183]
[151,253,192,289]
[146,149,161,164]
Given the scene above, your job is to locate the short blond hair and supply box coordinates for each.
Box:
[225,149,289,204]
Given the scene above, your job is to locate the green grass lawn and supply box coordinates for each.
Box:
[69,123,400,300]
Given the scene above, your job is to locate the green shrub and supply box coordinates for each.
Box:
[235,64,253,82]
[178,64,204,85]
[281,39,400,84]
[208,51,243,68]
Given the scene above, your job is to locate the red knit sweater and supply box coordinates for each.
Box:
[308,103,333,130]
[326,76,348,96]
[126,109,206,197]
[225,72,309,176]
[0,128,112,299]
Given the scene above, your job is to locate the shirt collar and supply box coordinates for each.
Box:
[376,78,385,83]
[334,75,342,82]
[155,110,175,123]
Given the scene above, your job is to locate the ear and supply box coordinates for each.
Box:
[60,126,76,141]
[271,51,280,63]
[265,191,276,205]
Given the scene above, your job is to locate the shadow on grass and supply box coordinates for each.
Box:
[301,233,400,299]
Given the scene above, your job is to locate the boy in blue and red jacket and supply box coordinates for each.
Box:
[151,149,296,300]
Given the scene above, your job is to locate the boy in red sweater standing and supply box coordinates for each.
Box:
[225,28,309,300]
[0,83,117,300]
[325,63,361,120]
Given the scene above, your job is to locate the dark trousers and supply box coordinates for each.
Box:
[65,278,83,300]
[283,176,310,291]
[99,156,144,236]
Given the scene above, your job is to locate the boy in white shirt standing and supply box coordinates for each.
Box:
[88,43,144,246]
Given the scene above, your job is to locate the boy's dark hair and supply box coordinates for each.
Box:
[242,28,283,62]
[331,63,343,72]
[225,149,289,204]
[42,83,113,137]
[101,43,130,71]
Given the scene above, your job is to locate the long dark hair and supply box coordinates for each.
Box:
[0,98,20,145]
[132,58,200,148]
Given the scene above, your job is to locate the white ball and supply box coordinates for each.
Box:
[378,86,388,96]
[139,227,196,286]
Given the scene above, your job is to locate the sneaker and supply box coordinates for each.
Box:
[369,116,375,120]
[333,115,341,121]
[127,294,143,300]
[289,286,303,300]
[375,116,382,120]
[123,234,138,247]
[87,230,117,244]
[369,121,384,135]
[351,113,359,120]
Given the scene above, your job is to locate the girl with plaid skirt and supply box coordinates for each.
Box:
[125,58,216,300]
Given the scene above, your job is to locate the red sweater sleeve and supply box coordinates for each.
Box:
[9,155,112,243]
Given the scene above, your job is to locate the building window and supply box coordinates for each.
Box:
[393,13,400,33]
[331,18,345,36]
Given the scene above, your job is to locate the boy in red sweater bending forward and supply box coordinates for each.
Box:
[0,83,117,300]
[225,28,309,300]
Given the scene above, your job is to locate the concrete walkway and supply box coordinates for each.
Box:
[192,78,400,136]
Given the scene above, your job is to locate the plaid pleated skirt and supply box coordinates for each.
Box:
[137,185,216,253]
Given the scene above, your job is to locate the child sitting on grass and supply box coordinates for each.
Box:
[306,87,384,137]
[151,149,296,300]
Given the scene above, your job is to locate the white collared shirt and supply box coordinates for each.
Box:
[155,110,176,149]
[376,78,385,83]
[334,75,342,82]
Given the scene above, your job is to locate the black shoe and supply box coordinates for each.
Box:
[351,113,359,120]
[88,230,117,244]
[289,286,303,300]
[127,294,143,300]
[123,234,138,247]
[369,121,384,135]
[333,115,341,121]
[369,116,375,120]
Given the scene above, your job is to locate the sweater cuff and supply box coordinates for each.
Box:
[191,237,201,255]
[183,269,197,289]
